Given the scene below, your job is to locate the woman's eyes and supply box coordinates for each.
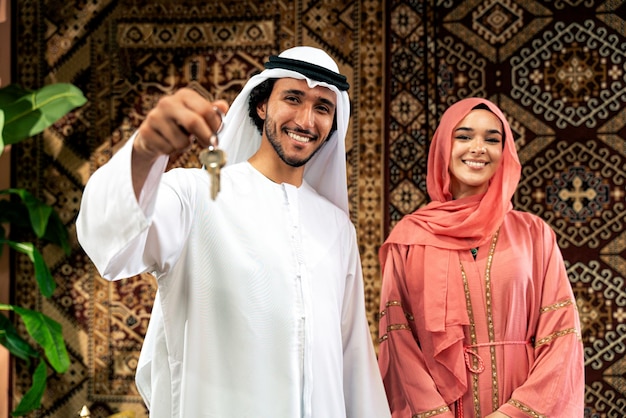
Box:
[454,135,501,143]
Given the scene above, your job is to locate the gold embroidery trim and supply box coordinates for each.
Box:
[379,300,414,321]
[459,230,500,417]
[507,399,547,418]
[483,232,500,412]
[534,328,579,347]
[540,298,574,313]
[379,323,411,343]
[412,405,451,418]
[379,300,401,317]
[388,324,411,332]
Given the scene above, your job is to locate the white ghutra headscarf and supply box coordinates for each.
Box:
[218,46,352,215]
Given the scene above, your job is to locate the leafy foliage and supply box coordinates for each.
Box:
[0,82,86,416]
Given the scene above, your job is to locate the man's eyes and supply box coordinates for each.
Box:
[316,105,331,114]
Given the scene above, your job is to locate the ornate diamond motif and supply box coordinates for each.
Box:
[390,91,424,126]
[390,179,426,215]
[391,46,423,83]
[391,3,422,39]
[511,20,626,128]
[390,132,426,171]
[442,0,552,62]
[546,166,610,224]
[517,140,626,249]
[473,0,523,44]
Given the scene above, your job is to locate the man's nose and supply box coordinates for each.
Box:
[295,105,315,128]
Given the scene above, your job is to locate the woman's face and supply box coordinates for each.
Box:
[449,109,504,199]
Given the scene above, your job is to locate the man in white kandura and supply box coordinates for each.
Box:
[76,46,391,418]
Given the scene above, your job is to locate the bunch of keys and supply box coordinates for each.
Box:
[188,82,227,200]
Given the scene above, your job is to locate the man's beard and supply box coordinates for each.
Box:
[264,116,328,168]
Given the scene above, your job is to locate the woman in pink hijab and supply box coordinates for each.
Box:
[378,98,584,417]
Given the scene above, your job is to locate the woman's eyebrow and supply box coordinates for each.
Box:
[454,126,502,135]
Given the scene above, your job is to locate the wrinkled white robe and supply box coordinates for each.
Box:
[76,139,390,418]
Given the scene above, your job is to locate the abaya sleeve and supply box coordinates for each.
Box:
[378,243,455,418]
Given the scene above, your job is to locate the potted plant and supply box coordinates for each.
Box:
[0,82,86,416]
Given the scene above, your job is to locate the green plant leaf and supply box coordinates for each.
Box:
[1,83,87,145]
[0,189,52,238]
[0,83,32,106]
[0,312,40,361]
[10,359,47,416]
[0,200,31,228]
[0,199,70,254]
[5,241,56,297]
[12,306,69,373]
[41,206,71,255]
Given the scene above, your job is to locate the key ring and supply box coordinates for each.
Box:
[209,106,225,149]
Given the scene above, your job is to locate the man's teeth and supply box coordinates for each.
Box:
[288,132,311,143]
[464,160,487,168]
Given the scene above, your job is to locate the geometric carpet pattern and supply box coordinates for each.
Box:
[10,0,626,416]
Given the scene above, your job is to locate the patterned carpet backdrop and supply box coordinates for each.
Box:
[8,0,626,416]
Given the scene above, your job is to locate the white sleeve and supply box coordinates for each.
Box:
[341,227,391,418]
[76,135,189,280]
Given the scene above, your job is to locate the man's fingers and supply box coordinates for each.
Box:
[182,94,229,146]
[135,88,230,158]
[139,104,192,154]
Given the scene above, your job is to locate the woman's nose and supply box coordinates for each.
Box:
[471,140,486,154]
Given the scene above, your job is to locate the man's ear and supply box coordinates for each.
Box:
[256,100,267,120]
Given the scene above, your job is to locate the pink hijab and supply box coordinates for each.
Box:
[385,97,521,250]
[379,97,521,403]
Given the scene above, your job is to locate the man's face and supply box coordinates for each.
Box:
[257,78,337,168]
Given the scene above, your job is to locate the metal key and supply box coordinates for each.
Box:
[199,146,227,200]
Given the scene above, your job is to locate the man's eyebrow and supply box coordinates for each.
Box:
[318,97,336,109]
[281,88,305,97]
